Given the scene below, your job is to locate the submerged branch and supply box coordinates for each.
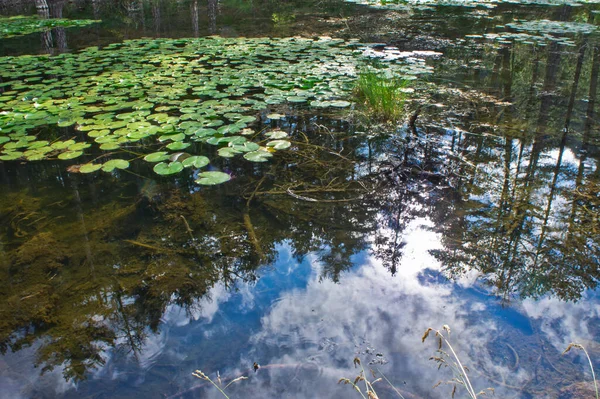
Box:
[243,211,264,260]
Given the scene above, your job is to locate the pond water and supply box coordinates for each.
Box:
[1,0,600,398]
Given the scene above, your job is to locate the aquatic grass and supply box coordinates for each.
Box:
[355,71,407,122]
[423,325,493,399]
[563,343,599,399]
[192,369,248,398]
[338,357,385,399]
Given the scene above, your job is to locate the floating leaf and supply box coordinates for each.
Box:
[329,100,351,108]
[99,142,121,150]
[80,163,103,173]
[195,171,231,185]
[102,159,130,172]
[244,149,273,162]
[182,155,209,168]
[265,130,288,139]
[266,140,291,150]
[153,161,184,175]
[159,132,186,142]
[166,141,191,151]
[58,150,84,160]
[51,140,76,150]
[144,151,170,162]
[69,142,92,151]
[231,141,260,152]
[218,147,241,158]
[0,151,22,160]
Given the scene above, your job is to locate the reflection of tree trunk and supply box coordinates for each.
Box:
[497,43,563,295]
[564,38,587,131]
[501,43,512,100]
[71,178,95,272]
[152,0,161,35]
[114,291,142,356]
[493,138,513,246]
[208,0,217,35]
[49,0,67,53]
[191,0,199,37]
[36,0,54,53]
[490,44,512,100]
[534,131,567,266]
[92,0,100,19]
[533,38,586,261]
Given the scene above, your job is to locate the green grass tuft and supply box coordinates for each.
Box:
[355,71,407,122]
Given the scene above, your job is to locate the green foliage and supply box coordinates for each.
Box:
[355,71,407,122]
[1,36,412,184]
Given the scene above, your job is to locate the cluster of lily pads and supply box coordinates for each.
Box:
[344,0,599,9]
[468,31,577,46]
[466,19,598,47]
[0,16,100,39]
[0,36,418,184]
[506,19,598,36]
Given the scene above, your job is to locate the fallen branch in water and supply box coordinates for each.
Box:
[123,239,174,252]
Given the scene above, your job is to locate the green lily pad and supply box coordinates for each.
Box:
[218,147,241,158]
[99,142,121,150]
[329,100,351,108]
[69,142,92,151]
[166,141,191,151]
[265,130,288,139]
[153,161,184,175]
[182,155,209,168]
[0,151,23,161]
[58,150,84,160]
[80,163,103,173]
[144,151,170,163]
[51,140,76,150]
[102,159,130,172]
[195,171,231,185]
[243,149,273,162]
[266,140,291,150]
[231,141,260,152]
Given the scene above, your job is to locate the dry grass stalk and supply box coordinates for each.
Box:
[563,342,599,399]
[423,325,481,399]
[192,369,248,399]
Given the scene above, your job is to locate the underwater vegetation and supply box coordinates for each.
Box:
[0,15,100,39]
[0,36,422,184]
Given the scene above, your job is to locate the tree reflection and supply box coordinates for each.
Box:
[0,116,376,380]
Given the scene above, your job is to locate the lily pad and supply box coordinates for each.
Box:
[80,163,103,173]
[166,141,191,151]
[153,161,184,175]
[182,155,209,168]
[265,130,288,139]
[102,159,130,172]
[218,147,241,158]
[144,151,170,163]
[244,149,273,162]
[195,171,231,185]
[266,140,292,150]
[58,150,84,160]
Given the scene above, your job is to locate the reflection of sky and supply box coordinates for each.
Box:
[2,219,599,398]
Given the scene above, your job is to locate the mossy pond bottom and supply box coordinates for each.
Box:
[1,0,600,398]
